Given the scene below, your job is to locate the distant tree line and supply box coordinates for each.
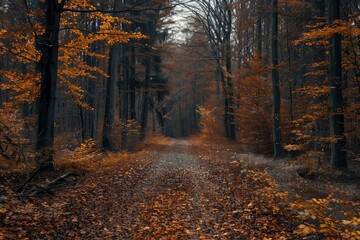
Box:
[162,0,359,169]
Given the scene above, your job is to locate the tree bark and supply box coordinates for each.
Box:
[102,0,121,150]
[129,43,137,120]
[328,0,347,168]
[140,57,150,141]
[36,0,65,171]
[312,0,327,153]
[121,43,129,122]
[256,0,264,54]
[102,42,120,149]
[271,0,284,159]
[225,0,236,141]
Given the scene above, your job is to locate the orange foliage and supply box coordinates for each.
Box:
[0,0,146,109]
[197,106,223,141]
[292,196,360,239]
[289,12,360,155]
[233,53,273,153]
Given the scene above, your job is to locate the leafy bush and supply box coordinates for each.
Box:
[196,106,223,141]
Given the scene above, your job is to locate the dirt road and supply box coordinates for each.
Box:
[1,139,296,239]
[117,139,237,239]
[78,139,294,239]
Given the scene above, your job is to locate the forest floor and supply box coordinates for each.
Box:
[0,137,359,239]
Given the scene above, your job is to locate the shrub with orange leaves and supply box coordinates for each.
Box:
[196,106,223,141]
[233,53,273,154]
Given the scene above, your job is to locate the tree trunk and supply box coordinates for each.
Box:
[122,44,129,121]
[284,1,295,151]
[263,0,272,64]
[328,0,347,168]
[102,0,121,150]
[36,0,65,171]
[223,0,236,141]
[224,48,236,140]
[140,58,150,141]
[312,0,327,153]
[129,43,137,120]
[102,42,120,150]
[271,0,284,159]
[256,0,264,54]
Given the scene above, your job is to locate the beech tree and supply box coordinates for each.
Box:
[0,0,145,169]
[311,0,327,154]
[328,0,346,168]
[270,0,284,159]
[102,0,122,150]
[35,0,66,170]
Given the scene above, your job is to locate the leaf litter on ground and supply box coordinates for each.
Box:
[0,138,359,239]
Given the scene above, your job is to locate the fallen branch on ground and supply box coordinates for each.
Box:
[16,172,83,197]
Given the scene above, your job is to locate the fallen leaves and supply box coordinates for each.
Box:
[1,141,357,239]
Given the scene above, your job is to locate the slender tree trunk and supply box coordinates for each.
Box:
[122,44,129,121]
[264,0,271,64]
[224,0,236,141]
[221,71,230,138]
[271,0,284,159]
[102,0,121,150]
[140,56,151,140]
[178,100,185,137]
[284,1,295,148]
[86,19,98,140]
[152,109,156,133]
[312,0,327,153]
[225,46,236,140]
[121,42,135,149]
[328,0,347,168]
[36,0,65,171]
[79,107,85,141]
[256,0,264,54]
[129,43,136,120]
[102,42,120,149]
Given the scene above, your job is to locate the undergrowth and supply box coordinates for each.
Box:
[233,152,360,239]
[192,141,360,239]
[56,139,145,172]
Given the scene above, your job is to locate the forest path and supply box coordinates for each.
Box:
[81,138,293,239]
[2,139,296,239]
[117,139,229,239]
